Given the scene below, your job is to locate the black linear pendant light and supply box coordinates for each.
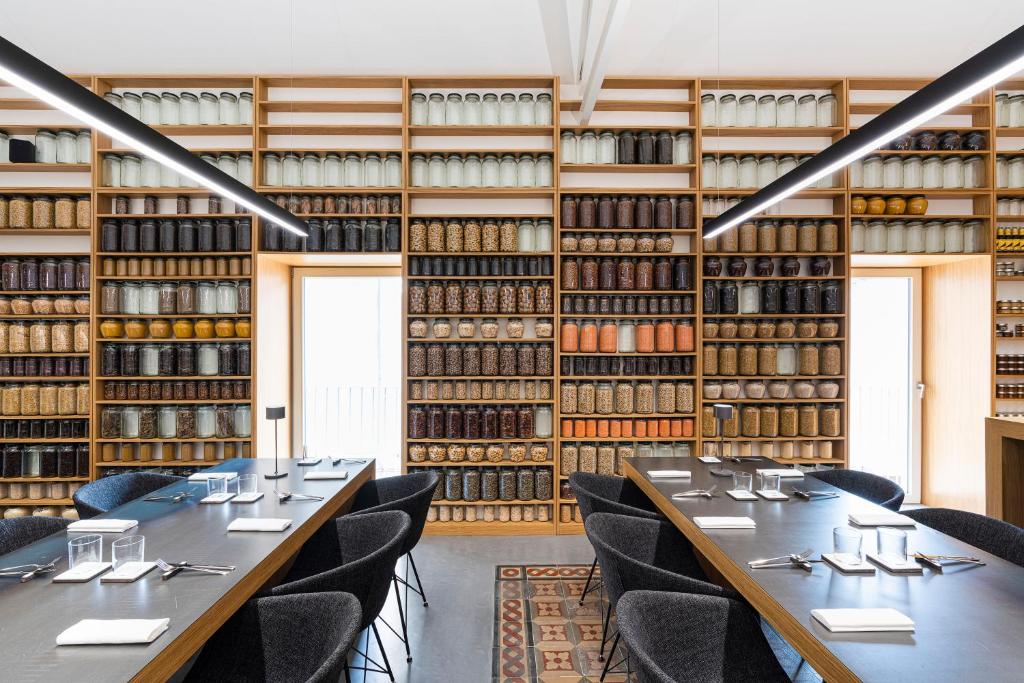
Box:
[702,23,1024,239]
[0,35,307,236]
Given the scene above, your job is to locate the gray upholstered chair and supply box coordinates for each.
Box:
[346,471,439,662]
[904,507,1024,567]
[616,590,790,683]
[0,516,70,556]
[569,472,664,606]
[185,591,362,683]
[72,472,184,518]
[585,512,738,681]
[274,510,411,682]
[806,469,905,511]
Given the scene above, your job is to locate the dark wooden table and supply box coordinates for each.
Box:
[0,457,374,683]
[625,456,1024,683]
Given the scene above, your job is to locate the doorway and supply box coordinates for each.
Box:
[849,269,922,503]
[292,267,402,477]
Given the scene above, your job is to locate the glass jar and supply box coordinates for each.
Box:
[922,156,943,188]
[481,93,499,124]
[756,94,777,127]
[777,95,796,126]
[816,94,836,126]
[499,93,517,125]
[718,94,737,126]
[942,156,964,188]
[516,93,535,125]
[796,94,817,126]
[560,132,577,164]
[883,156,904,188]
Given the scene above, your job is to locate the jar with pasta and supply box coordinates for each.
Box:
[798,404,819,437]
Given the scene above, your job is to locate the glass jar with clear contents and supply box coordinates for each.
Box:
[344,153,364,187]
[673,132,692,164]
[364,153,382,187]
[385,153,402,187]
[463,93,482,124]
[777,95,796,126]
[282,153,301,186]
[445,93,463,125]
[262,153,282,187]
[410,92,427,125]
[482,154,499,186]
[942,156,964,189]
[428,154,446,187]
[883,157,904,188]
[796,94,817,126]
[700,94,717,126]
[737,94,756,126]
[159,92,180,125]
[481,93,499,125]
[597,132,616,164]
[578,131,597,164]
[737,155,757,188]
[140,92,160,124]
[516,155,536,187]
[427,93,445,125]
[701,155,717,188]
[719,155,739,188]
[718,94,736,126]
[199,92,218,125]
[816,94,836,126]
[535,93,552,125]
[756,155,777,188]
[410,154,427,187]
[238,92,253,125]
[922,156,943,188]
[445,154,464,188]
[300,153,321,187]
[55,130,77,164]
[561,131,577,164]
[499,93,517,124]
[463,154,482,187]
[517,93,535,125]
[756,94,777,127]
[963,155,984,188]
[218,92,239,125]
[536,155,553,186]
[322,153,342,186]
[499,155,518,187]
[903,156,923,187]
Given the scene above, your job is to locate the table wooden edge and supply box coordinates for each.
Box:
[623,460,860,683]
[129,462,375,683]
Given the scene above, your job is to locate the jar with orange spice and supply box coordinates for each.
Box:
[655,320,674,352]
[598,320,617,353]
[636,320,655,353]
[579,319,598,353]
[173,319,195,339]
[560,319,579,352]
[675,320,694,352]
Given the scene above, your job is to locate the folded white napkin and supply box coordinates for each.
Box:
[755,468,804,479]
[811,608,915,633]
[227,518,291,532]
[695,516,756,529]
[848,512,916,527]
[67,519,137,533]
[647,470,691,479]
[188,472,238,482]
[56,618,169,645]
[304,471,348,480]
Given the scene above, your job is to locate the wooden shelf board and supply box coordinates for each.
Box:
[256,186,401,194]
[97,376,251,381]
[406,188,554,199]
[0,498,73,506]
[701,127,844,137]
[0,414,89,420]
[561,187,695,195]
[703,337,845,343]
[408,125,555,137]
[0,163,90,173]
[99,337,250,343]
[261,76,402,88]
[259,124,402,135]
[0,438,88,443]
[850,102,985,115]
[560,164,694,174]
[0,477,88,483]
[407,461,553,468]
[405,274,553,281]
[431,499,553,507]
[0,315,90,320]
[702,375,844,380]
[423,520,555,536]
[101,76,253,87]
[705,436,843,442]
[95,399,245,405]
[95,438,251,443]
[0,187,91,194]
[96,313,250,319]
[149,124,253,136]
[408,76,553,88]
[95,275,252,281]
[561,125,695,133]
[560,352,695,357]
[97,459,226,467]
[407,437,552,443]
[703,275,839,281]
[0,353,88,358]
[851,253,987,267]
[0,291,88,296]
[560,100,694,113]
[0,230,90,236]
[259,100,402,113]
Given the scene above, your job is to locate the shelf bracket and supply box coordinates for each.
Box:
[578,0,632,126]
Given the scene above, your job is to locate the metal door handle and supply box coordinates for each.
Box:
[916,382,925,399]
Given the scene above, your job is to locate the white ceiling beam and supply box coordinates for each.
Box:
[576,0,593,84]
[537,0,576,83]
[578,0,632,125]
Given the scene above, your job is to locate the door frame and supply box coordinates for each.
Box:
[850,267,923,503]
[290,266,403,456]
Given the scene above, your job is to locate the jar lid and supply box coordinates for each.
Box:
[720,94,736,102]
[160,91,180,99]
[798,94,817,103]
[219,92,238,101]
[757,94,776,102]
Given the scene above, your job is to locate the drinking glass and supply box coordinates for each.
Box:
[877,527,908,561]
[732,472,753,492]
[111,535,145,570]
[207,476,227,496]
[833,527,863,562]
[238,473,258,495]
[68,534,103,568]
[759,472,781,493]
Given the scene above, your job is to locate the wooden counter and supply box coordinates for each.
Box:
[985,416,1024,526]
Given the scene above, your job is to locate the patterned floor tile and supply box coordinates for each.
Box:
[530,596,568,620]
[531,620,574,645]
[525,579,564,599]
[525,565,562,579]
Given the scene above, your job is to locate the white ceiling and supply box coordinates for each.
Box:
[2,0,1024,79]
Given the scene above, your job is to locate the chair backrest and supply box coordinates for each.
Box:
[616,590,789,683]
[73,472,184,518]
[806,469,905,511]
[272,510,410,630]
[569,472,663,521]
[584,512,728,607]
[0,516,70,556]
[185,591,361,683]
[348,471,439,554]
[904,508,1024,567]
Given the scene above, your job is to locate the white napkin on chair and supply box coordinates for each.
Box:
[67,519,138,533]
[848,512,916,527]
[56,618,169,645]
[811,608,914,633]
[227,518,291,532]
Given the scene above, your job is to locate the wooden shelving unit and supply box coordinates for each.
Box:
[403,76,558,533]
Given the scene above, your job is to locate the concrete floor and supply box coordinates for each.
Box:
[355,534,595,683]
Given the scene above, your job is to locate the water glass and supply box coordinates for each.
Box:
[68,534,103,568]
[877,527,908,561]
[759,472,781,493]
[111,535,145,570]
[207,476,228,496]
[833,527,863,562]
[238,473,258,495]
[732,472,753,492]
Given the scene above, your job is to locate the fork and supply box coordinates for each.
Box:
[749,548,814,568]
[145,490,192,503]
[156,559,233,580]
[672,485,718,499]
[913,552,985,568]
[792,488,839,500]
[276,490,324,502]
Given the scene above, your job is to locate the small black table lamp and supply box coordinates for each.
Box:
[265,406,287,479]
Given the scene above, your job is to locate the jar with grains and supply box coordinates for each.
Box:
[535,319,553,338]
[656,382,676,413]
[408,345,426,376]
[433,318,452,339]
[409,318,428,338]
[426,221,444,252]
[457,319,475,338]
[618,235,637,252]
[780,405,799,437]
[408,283,426,314]
[700,406,716,437]
[719,320,738,338]
[409,445,427,462]
[822,343,842,375]
[498,283,516,313]
[702,345,719,375]
[74,321,89,352]
[426,282,444,314]
[722,381,741,400]
[561,234,579,252]
[481,222,499,251]
[818,319,839,338]
[560,444,579,475]
[517,345,535,376]
[464,221,482,251]
[799,404,819,436]
[596,446,615,475]
[718,344,738,376]
[486,445,504,463]
[530,444,548,462]
[578,234,598,252]
[636,234,655,253]
[536,282,553,313]
[797,320,818,338]
[798,345,819,375]
[30,321,52,353]
[467,445,485,462]
[428,445,446,462]
[615,382,635,414]
[703,321,719,339]
[446,344,463,376]
[741,344,757,376]
[481,343,498,375]
[775,320,795,338]
[481,282,499,313]
[509,443,527,463]
[516,283,535,313]
[38,383,58,416]
[480,319,499,339]
[758,221,778,252]
[409,221,427,251]
[676,383,694,413]
[821,404,841,436]
[463,283,481,313]
[738,320,757,339]
[758,345,778,376]
[448,444,466,462]
[635,382,655,413]
[798,222,818,252]
[595,382,614,414]
[32,197,54,228]
[579,445,597,473]
[739,222,757,252]
[536,345,552,374]
[819,221,839,252]
[55,196,75,229]
[741,406,760,437]
[499,221,518,252]
[577,382,595,414]
[560,382,578,413]
[759,405,779,437]
[445,282,463,313]
[445,221,464,252]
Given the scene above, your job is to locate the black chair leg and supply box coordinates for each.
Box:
[408,550,428,607]
[579,557,598,605]
[600,632,620,681]
[343,661,352,683]
[392,575,413,662]
[371,622,395,683]
[598,601,611,662]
